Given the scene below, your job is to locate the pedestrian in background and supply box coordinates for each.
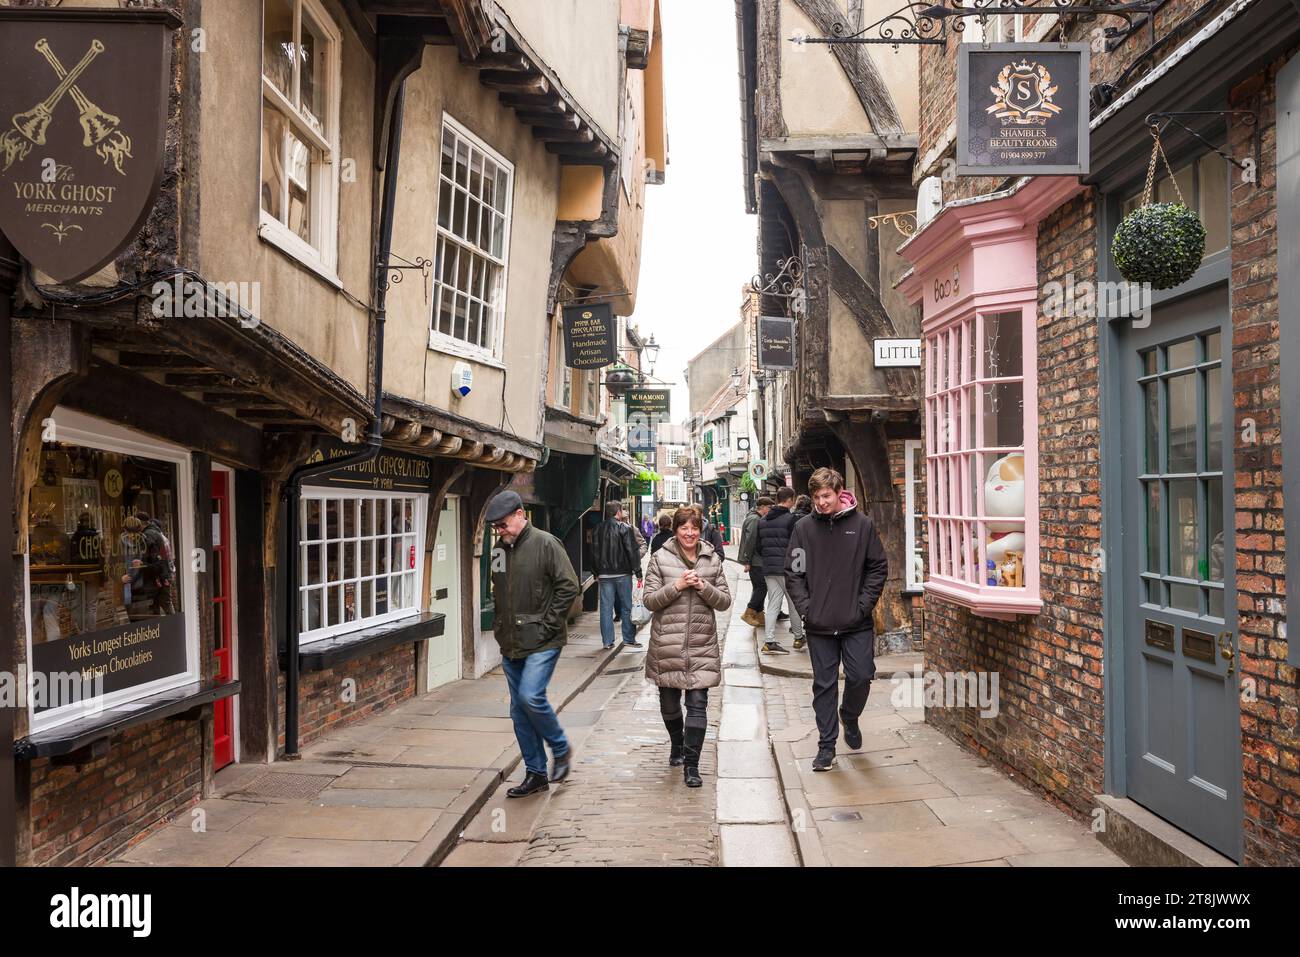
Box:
[485,490,581,797]
[738,496,773,628]
[757,487,802,655]
[650,511,673,554]
[784,468,888,773]
[643,507,732,787]
[592,500,644,649]
[687,501,726,555]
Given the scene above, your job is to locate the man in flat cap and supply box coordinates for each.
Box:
[485,489,581,797]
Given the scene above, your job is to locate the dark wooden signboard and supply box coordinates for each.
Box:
[958,43,1090,176]
[758,316,795,370]
[0,9,181,283]
[304,439,434,493]
[625,387,670,418]
[563,302,618,369]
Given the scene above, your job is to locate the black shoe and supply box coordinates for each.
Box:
[665,716,685,767]
[762,642,790,655]
[777,612,789,621]
[682,726,706,787]
[840,707,862,750]
[506,771,550,798]
[622,639,643,649]
[812,748,837,772]
[684,763,703,787]
[550,751,572,783]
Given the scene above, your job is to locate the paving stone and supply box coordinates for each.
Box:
[716,778,785,824]
[316,788,461,809]
[232,837,413,867]
[333,766,477,791]
[822,823,1030,867]
[1006,845,1126,866]
[233,804,441,842]
[724,668,763,687]
[304,743,408,763]
[717,741,777,778]
[116,828,263,867]
[442,841,530,867]
[720,825,798,867]
[166,798,263,833]
[722,684,765,707]
[803,782,954,809]
[941,858,1012,866]
[718,703,763,742]
[924,792,1061,827]
[811,800,944,833]
[995,815,1098,853]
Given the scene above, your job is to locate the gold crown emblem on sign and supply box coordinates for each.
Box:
[987,59,1063,125]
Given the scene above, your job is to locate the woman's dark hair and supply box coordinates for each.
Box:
[795,494,811,512]
[671,507,702,533]
[657,513,672,531]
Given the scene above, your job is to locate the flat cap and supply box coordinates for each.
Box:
[484,489,524,522]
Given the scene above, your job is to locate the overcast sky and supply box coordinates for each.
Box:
[635,0,757,418]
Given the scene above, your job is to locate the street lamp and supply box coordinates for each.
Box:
[643,333,660,376]
[730,366,743,395]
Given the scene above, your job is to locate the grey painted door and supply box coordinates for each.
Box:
[1120,285,1241,860]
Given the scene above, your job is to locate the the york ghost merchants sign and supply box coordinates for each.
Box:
[0,8,180,283]
[958,43,1089,176]
[563,302,618,369]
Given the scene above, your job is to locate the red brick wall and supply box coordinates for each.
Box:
[923,190,1106,820]
[28,720,203,867]
[275,644,416,752]
[1228,59,1300,866]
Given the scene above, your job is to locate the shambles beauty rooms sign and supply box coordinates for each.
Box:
[563,302,618,369]
[0,8,180,283]
[957,43,1089,176]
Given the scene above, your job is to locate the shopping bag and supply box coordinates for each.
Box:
[630,580,652,626]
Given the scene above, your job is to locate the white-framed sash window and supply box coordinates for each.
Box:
[298,489,427,643]
[904,438,925,592]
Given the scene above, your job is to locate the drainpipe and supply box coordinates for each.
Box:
[281,83,407,757]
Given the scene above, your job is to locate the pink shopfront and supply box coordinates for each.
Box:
[899,176,1085,619]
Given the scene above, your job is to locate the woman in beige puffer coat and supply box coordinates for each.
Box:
[642,507,732,787]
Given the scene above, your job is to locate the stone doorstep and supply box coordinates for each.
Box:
[1093,795,1237,867]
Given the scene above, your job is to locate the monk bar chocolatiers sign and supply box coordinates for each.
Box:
[958,43,1090,177]
[304,439,434,493]
[0,8,180,283]
[758,316,795,370]
[563,302,618,369]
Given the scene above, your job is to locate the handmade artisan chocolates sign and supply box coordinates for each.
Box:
[0,9,180,282]
[563,302,618,369]
[958,43,1090,176]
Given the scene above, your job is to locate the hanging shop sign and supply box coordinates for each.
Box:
[0,8,182,283]
[758,316,796,370]
[957,43,1090,177]
[749,460,769,482]
[625,387,671,419]
[563,302,618,368]
[874,338,922,367]
[303,439,434,493]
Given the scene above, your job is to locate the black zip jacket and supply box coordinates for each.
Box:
[756,505,799,571]
[783,504,888,637]
[592,518,641,577]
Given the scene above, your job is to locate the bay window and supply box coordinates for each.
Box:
[260,0,341,275]
[298,490,426,643]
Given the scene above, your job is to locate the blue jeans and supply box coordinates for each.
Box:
[599,575,636,647]
[501,647,568,776]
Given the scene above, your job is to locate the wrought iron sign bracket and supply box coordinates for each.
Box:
[1145,111,1260,186]
[791,1,1161,50]
[868,211,918,238]
[750,250,808,321]
[382,253,433,301]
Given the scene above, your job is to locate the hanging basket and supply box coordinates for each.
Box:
[1111,131,1206,290]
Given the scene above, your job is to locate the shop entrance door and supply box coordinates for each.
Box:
[210,469,235,770]
[427,495,461,689]
[1119,286,1240,860]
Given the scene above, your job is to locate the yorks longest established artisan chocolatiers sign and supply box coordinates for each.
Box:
[30,615,188,713]
[958,43,1090,176]
[0,8,180,283]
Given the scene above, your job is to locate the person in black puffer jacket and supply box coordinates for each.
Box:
[755,487,803,654]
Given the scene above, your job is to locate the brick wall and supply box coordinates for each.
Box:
[923,190,1105,820]
[275,644,416,752]
[28,720,203,867]
[1227,57,1300,866]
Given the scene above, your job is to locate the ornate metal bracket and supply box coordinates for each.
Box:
[790,3,947,48]
[1145,111,1260,181]
[750,252,807,319]
[382,253,433,301]
[868,211,918,238]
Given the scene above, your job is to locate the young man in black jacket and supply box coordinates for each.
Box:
[592,500,644,649]
[756,487,802,655]
[784,467,888,772]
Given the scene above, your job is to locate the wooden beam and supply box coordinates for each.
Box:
[479,72,548,95]
[517,111,580,130]
[791,0,904,135]
[535,127,594,144]
[117,351,207,370]
[499,93,568,113]
[547,141,608,159]
[203,392,282,407]
[164,372,242,389]
[474,52,529,72]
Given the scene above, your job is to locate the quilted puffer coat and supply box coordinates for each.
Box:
[642,538,732,690]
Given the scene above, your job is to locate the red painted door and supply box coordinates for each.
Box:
[211,471,234,770]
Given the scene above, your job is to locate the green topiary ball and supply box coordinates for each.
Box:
[1111,202,1206,290]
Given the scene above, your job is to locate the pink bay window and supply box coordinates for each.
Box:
[900,176,1085,617]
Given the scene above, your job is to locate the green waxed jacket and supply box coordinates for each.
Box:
[489,522,580,659]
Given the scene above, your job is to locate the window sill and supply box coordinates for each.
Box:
[282,611,445,673]
[258,219,343,289]
[13,678,241,761]
[923,578,1041,619]
[427,332,506,370]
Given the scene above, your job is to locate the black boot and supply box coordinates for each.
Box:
[682,726,706,788]
[506,771,550,798]
[665,716,685,767]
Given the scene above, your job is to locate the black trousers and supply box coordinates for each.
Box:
[807,630,876,750]
[659,687,709,730]
[747,564,767,612]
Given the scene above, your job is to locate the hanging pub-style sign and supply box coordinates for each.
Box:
[0,8,182,283]
[563,302,618,369]
[758,316,796,370]
[957,43,1090,177]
